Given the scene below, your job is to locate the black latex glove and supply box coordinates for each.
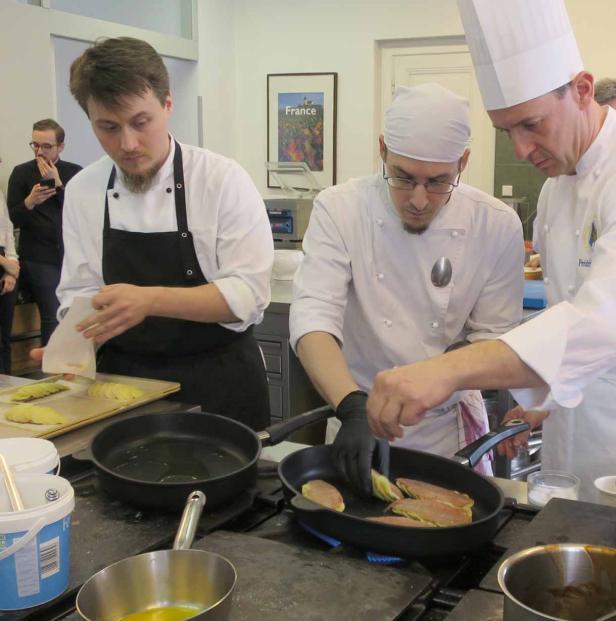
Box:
[332,390,390,496]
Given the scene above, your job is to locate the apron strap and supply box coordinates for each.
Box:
[172,140,200,283]
[103,140,200,283]
[103,165,117,232]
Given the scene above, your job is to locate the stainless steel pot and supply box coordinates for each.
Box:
[76,491,236,621]
[498,544,616,621]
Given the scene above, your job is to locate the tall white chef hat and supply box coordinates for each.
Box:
[384,83,470,163]
[457,0,583,111]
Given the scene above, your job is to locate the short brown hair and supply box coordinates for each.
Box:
[69,37,170,115]
[595,78,616,105]
[33,119,65,144]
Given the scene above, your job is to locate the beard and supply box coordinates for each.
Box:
[120,165,159,193]
[403,223,428,235]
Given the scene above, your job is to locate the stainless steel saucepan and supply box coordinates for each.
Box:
[498,543,616,621]
[76,491,236,621]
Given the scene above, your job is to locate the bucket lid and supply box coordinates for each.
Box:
[0,438,59,473]
[0,474,74,532]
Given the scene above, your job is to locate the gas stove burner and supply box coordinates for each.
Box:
[299,520,407,566]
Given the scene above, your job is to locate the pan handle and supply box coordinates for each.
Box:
[173,491,206,550]
[71,446,94,462]
[451,419,530,468]
[258,406,335,446]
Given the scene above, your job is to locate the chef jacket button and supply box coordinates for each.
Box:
[575,229,580,237]
[544,277,550,285]
[384,319,392,327]
[431,321,439,329]
[186,269,193,276]
[377,272,384,280]
[113,192,119,199]
[543,224,549,233]
[166,187,172,193]
[376,218,384,227]
[594,169,601,178]
[181,232,188,238]
[451,231,459,238]
[567,284,576,293]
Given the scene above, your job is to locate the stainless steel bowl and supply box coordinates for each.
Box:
[76,492,236,621]
[498,544,616,621]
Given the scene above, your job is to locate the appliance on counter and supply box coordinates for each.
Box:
[264,197,313,250]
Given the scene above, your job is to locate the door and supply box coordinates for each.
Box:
[380,42,495,195]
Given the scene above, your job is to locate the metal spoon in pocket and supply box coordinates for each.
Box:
[0,452,25,511]
[431,256,452,288]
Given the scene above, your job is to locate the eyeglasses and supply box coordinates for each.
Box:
[382,162,461,195]
[29,141,59,152]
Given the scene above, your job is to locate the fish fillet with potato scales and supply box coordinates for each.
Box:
[388,498,472,527]
[301,480,345,512]
[395,478,474,510]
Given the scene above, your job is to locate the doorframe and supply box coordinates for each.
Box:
[375,36,495,194]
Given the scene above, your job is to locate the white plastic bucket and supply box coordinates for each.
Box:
[0,438,60,475]
[0,474,74,610]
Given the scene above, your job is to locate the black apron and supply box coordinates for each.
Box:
[97,141,269,430]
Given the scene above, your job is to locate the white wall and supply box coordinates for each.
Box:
[198,0,616,198]
[2,0,615,196]
[0,0,197,192]
[566,0,616,78]
[230,0,465,197]
[197,0,236,158]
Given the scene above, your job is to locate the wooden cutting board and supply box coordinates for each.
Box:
[0,373,180,439]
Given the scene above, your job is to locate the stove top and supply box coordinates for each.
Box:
[4,456,615,621]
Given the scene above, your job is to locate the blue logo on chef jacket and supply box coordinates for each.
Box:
[578,221,597,268]
[588,221,598,248]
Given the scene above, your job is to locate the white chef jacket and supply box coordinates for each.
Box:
[0,190,17,260]
[500,107,616,497]
[290,173,524,456]
[57,139,273,331]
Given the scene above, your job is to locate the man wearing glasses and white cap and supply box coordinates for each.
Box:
[290,82,523,494]
[367,0,616,499]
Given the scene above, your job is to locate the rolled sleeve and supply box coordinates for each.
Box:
[289,198,351,352]
[210,164,273,331]
[500,222,616,410]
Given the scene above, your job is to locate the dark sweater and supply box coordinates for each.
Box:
[7,158,82,266]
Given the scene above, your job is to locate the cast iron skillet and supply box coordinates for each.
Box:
[86,407,334,511]
[278,418,529,560]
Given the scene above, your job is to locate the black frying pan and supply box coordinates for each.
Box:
[87,408,334,511]
[278,419,529,560]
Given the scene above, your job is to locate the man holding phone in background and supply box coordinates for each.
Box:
[7,119,81,344]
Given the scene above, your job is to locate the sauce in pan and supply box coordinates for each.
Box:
[120,605,202,621]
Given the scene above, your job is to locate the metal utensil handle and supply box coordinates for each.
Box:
[0,453,24,512]
[173,490,206,551]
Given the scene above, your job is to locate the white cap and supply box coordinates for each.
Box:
[457,0,583,111]
[384,83,471,163]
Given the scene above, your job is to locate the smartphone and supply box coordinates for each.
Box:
[39,178,55,189]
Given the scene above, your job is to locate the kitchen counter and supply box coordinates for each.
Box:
[267,278,294,313]
[4,430,616,620]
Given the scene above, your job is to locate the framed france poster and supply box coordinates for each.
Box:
[267,72,338,189]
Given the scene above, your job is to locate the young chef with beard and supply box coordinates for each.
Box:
[290,83,524,494]
[34,37,273,430]
[367,0,616,500]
